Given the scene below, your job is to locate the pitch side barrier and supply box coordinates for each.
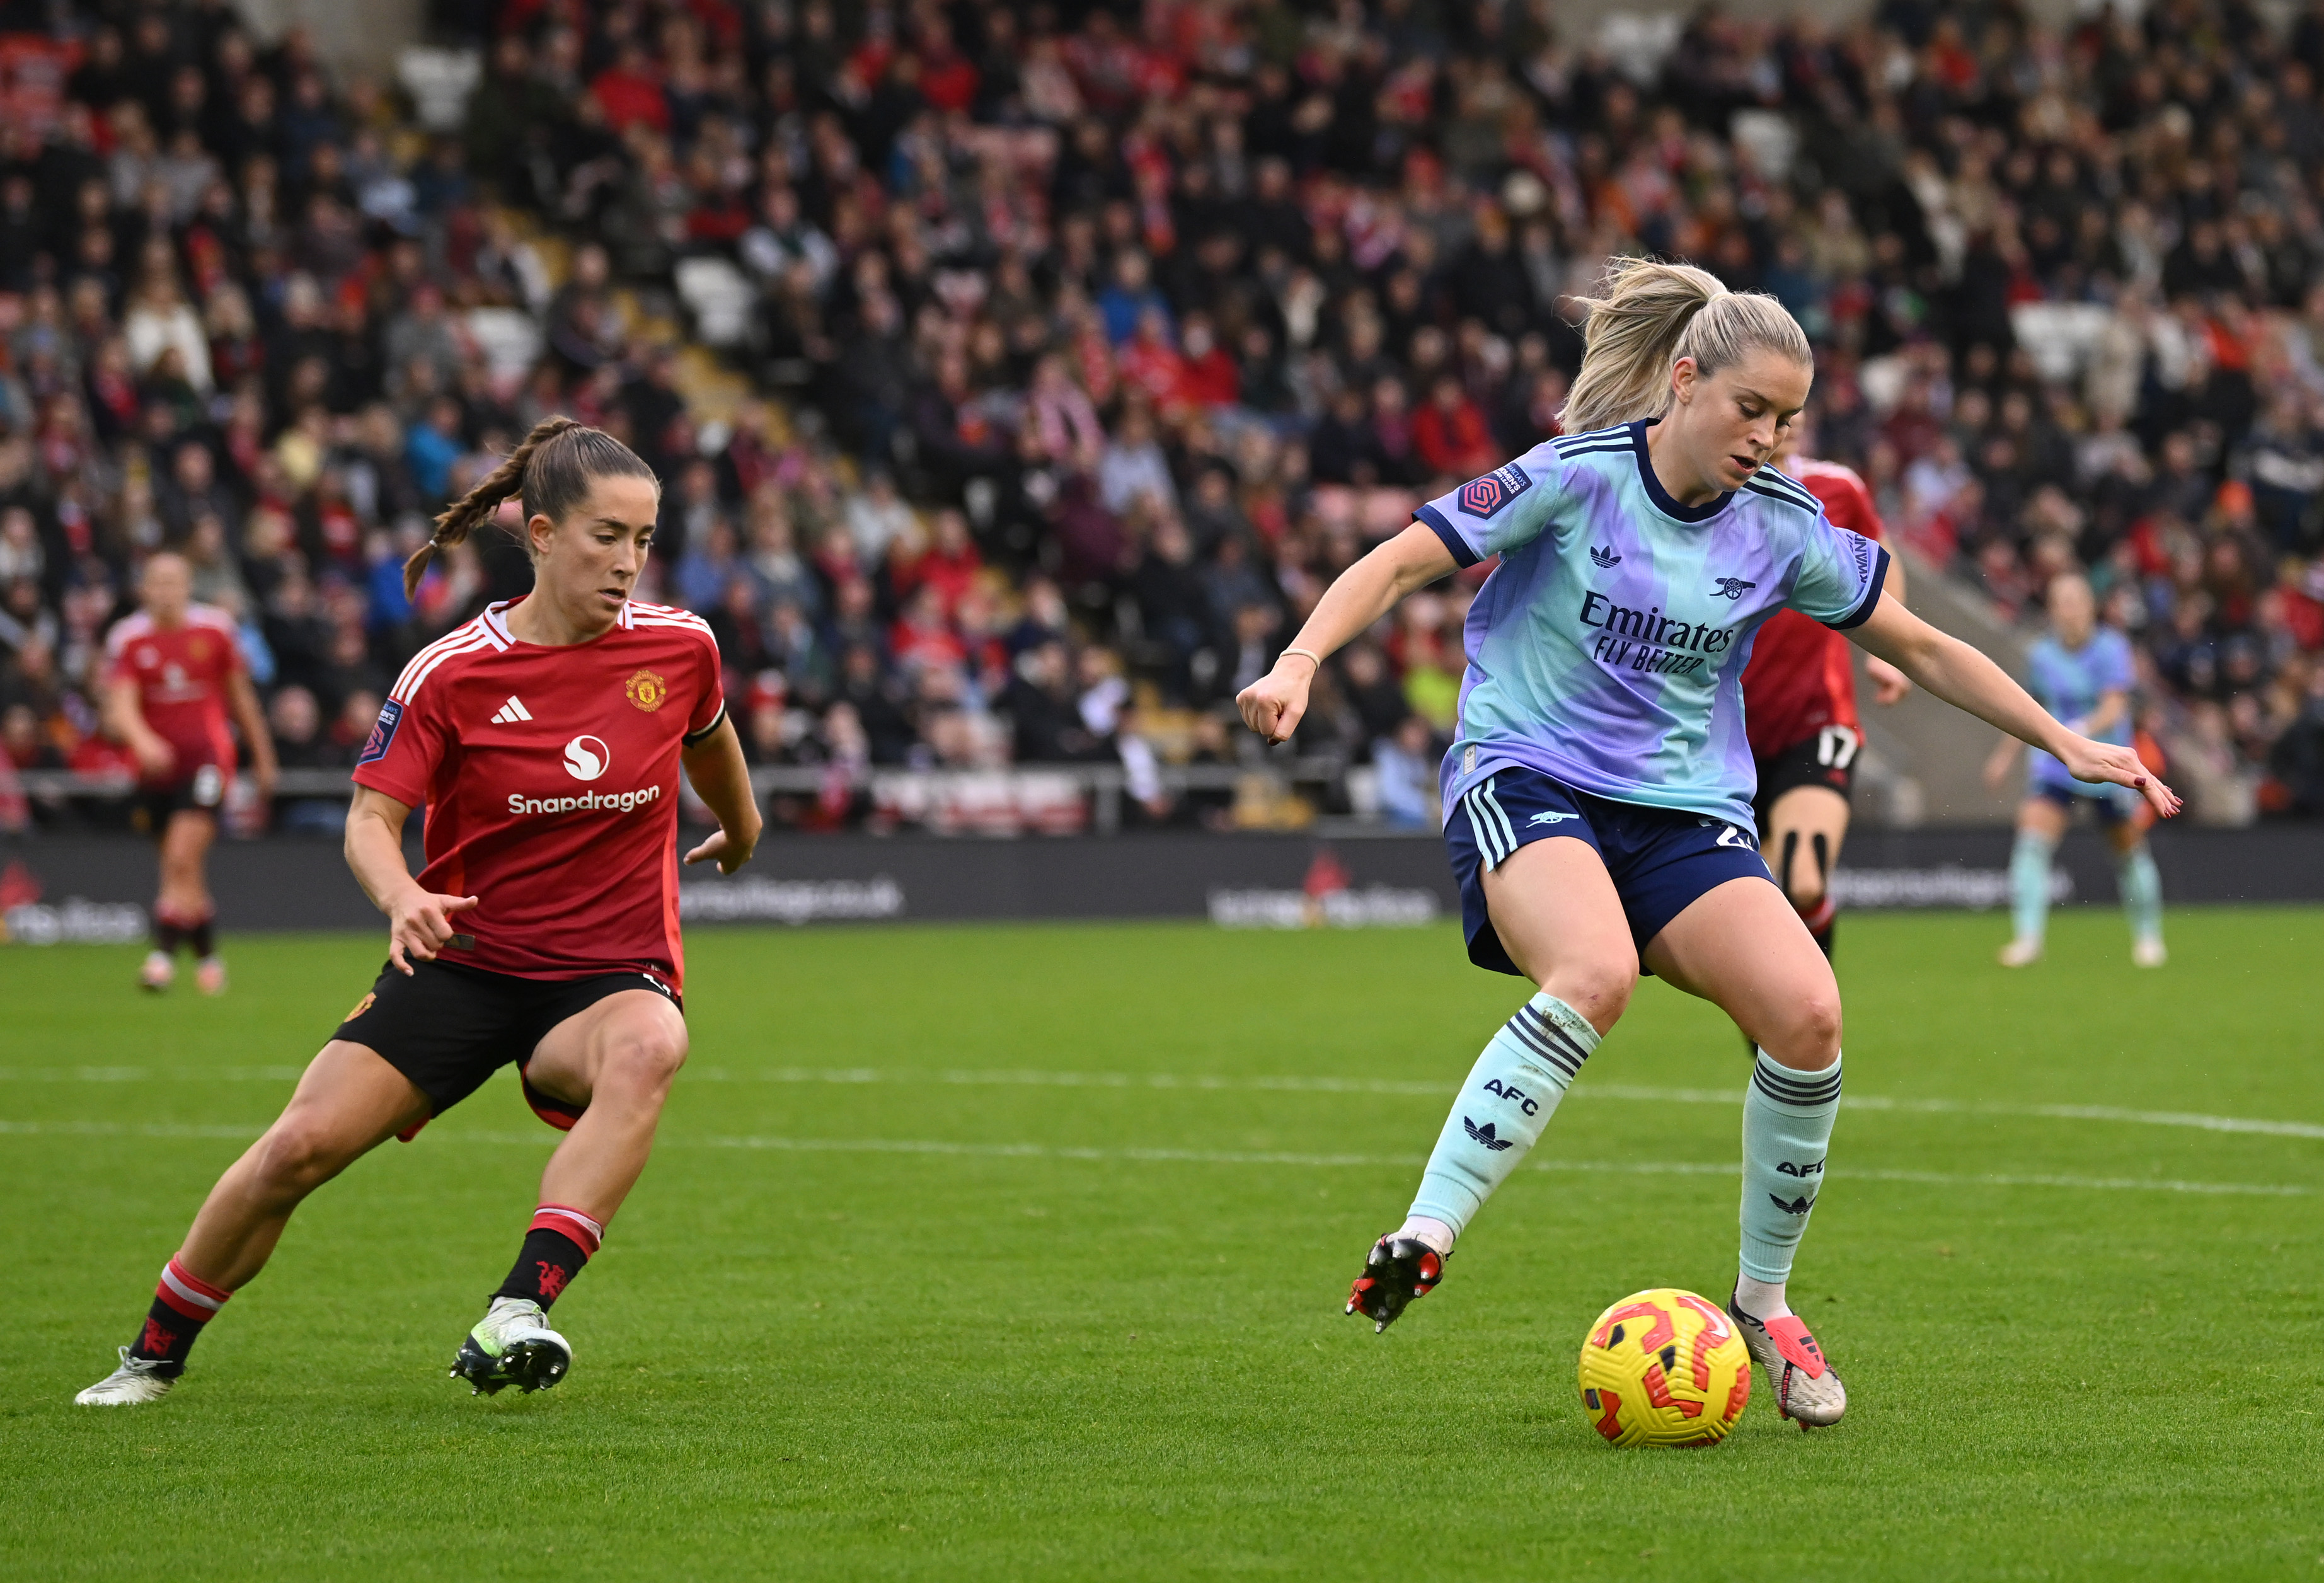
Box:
[2,816,2319,942]
[9,763,1347,838]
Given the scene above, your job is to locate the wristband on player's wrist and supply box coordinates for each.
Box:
[1278,647,1323,672]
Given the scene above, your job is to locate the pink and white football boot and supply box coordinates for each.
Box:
[1728,1296,1848,1427]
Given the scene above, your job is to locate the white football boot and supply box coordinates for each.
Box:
[139,950,175,991]
[449,1296,571,1395]
[2132,936,2167,968]
[1729,1299,1848,1428]
[76,1347,180,1405]
[195,956,228,995]
[1996,937,2042,968]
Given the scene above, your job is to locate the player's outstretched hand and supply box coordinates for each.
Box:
[683,827,757,875]
[2054,735,2182,819]
[386,889,480,976]
[1237,665,1311,745]
[1867,656,1912,706]
[130,735,175,780]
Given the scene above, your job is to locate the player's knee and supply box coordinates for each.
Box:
[1764,990,1843,1069]
[603,1025,688,1091]
[251,1118,354,1199]
[1551,960,1635,1033]
[1782,870,1827,912]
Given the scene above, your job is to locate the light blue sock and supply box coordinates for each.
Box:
[1408,993,1601,1240]
[2009,829,2054,945]
[2117,844,2163,943]
[1739,1051,1841,1284]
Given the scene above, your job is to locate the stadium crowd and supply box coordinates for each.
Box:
[3,0,2324,834]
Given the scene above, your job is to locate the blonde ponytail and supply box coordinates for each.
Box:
[1559,258,1812,435]
[403,415,657,598]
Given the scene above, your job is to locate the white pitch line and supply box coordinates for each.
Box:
[0,1066,308,1083]
[0,1119,262,1140]
[0,1119,2307,1197]
[706,1067,2324,1142]
[7,1064,2324,1142]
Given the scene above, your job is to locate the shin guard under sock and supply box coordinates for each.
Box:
[494,1204,604,1308]
[187,914,216,958]
[1408,993,1600,1240]
[2009,829,2056,945]
[132,1255,231,1370]
[1739,1051,1841,1285]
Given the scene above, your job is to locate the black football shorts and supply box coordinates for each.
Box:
[334,955,681,1136]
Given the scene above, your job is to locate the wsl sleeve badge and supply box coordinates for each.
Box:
[357,699,404,765]
[1457,461,1533,519]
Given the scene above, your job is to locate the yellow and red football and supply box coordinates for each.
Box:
[1576,1287,1751,1447]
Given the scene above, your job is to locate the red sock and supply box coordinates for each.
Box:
[132,1255,231,1367]
[151,906,187,955]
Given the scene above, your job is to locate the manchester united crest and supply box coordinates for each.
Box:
[624,668,669,712]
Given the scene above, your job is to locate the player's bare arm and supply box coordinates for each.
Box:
[681,713,762,874]
[344,785,478,976]
[1238,522,1457,743]
[1982,733,2025,789]
[1984,685,2127,789]
[2076,687,2130,742]
[1849,596,2179,819]
[1864,556,1911,705]
[101,674,175,779]
[226,669,279,803]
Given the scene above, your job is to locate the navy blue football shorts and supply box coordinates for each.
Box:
[1445,766,1777,976]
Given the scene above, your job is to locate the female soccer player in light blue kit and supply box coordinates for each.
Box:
[1237,260,2180,1427]
[1984,571,2166,967]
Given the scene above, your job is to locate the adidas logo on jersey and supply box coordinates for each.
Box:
[492,696,534,724]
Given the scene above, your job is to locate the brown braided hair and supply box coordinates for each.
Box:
[403,415,660,597]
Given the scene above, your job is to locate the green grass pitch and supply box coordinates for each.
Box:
[2,907,2320,1580]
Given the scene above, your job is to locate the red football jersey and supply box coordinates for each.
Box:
[352,598,727,989]
[103,605,244,785]
[1741,458,1887,761]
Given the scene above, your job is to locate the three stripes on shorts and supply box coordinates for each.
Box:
[1461,776,1528,868]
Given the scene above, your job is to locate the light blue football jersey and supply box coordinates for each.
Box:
[2024,628,2135,792]
[1418,421,1891,829]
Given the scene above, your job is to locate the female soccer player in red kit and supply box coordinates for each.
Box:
[102,550,278,993]
[77,418,763,1405]
[1737,415,1910,957]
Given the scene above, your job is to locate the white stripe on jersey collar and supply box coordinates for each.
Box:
[480,598,636,647]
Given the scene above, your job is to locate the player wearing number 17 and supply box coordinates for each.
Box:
[75,417,764,1406]
[1735,411,1911,962]
[1236,258,2180,1427]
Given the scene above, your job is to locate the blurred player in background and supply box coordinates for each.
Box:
[1737,413,1911,959]
[76,419,762,1407]
[1238,260,2178,1428]
[1984,572,2166,967]
[101,551,277,994]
